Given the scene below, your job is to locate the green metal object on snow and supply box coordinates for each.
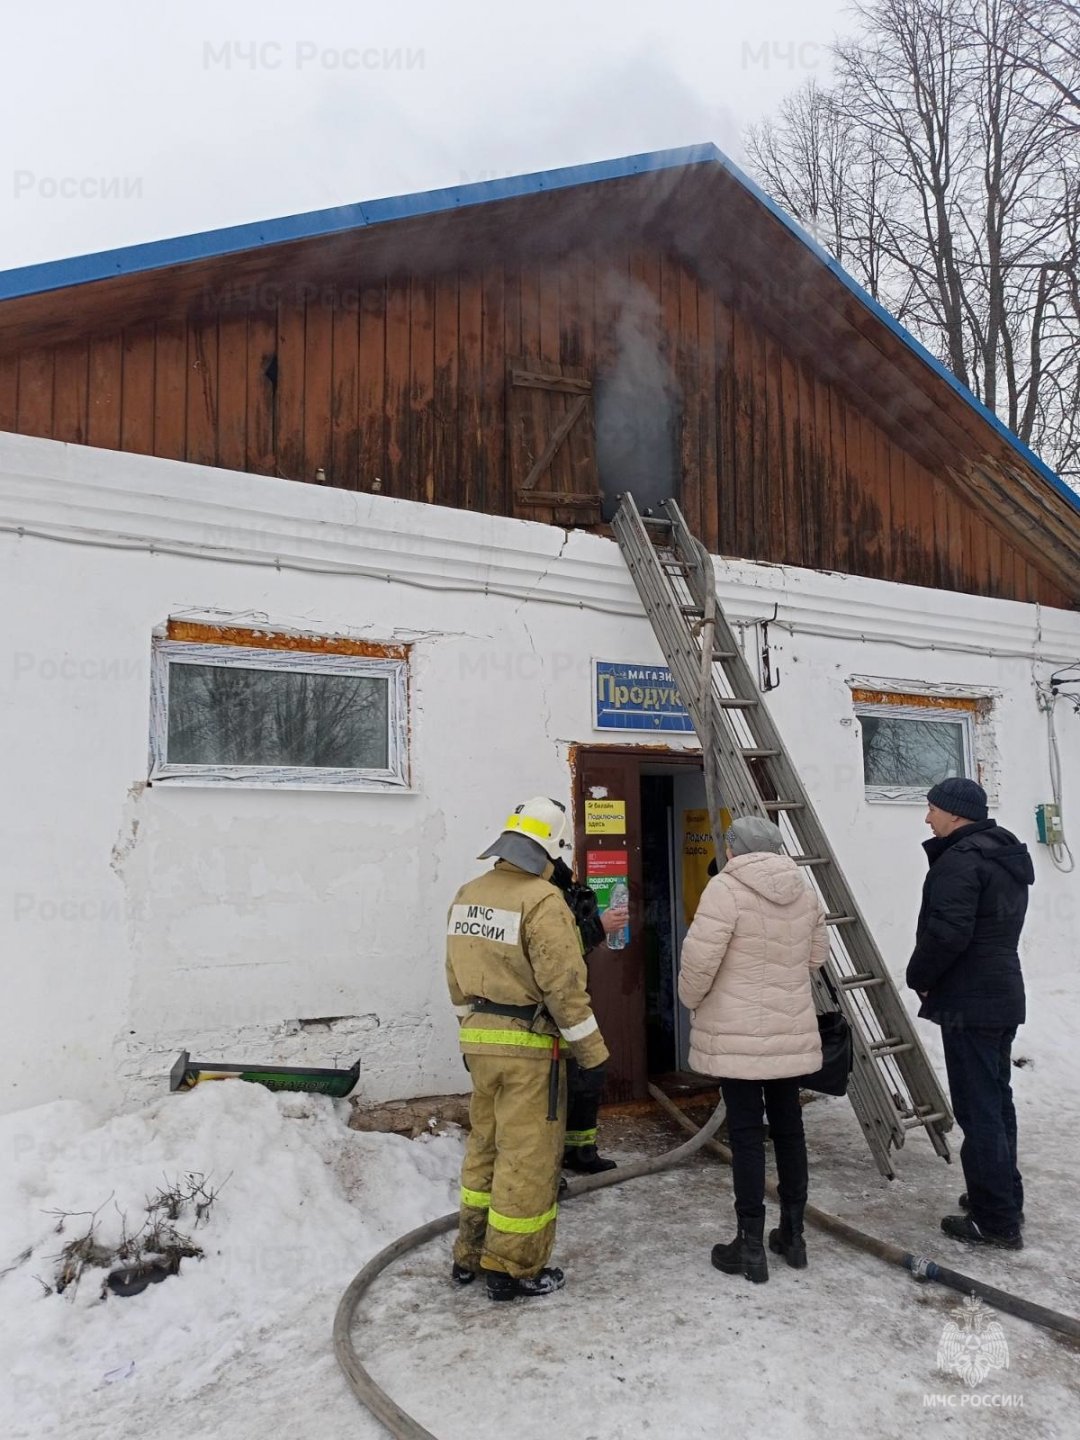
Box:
[169,1050,361,1098]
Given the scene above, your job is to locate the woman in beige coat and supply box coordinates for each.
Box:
[679,816,829,1283]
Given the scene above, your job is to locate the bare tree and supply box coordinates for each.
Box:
[746,0,1080,485]
[1000,1,1080,131]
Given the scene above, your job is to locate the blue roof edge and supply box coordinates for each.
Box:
[1,138,1075,517]
[0,144,722,303]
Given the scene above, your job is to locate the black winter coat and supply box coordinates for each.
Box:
[906,820,1032,1029]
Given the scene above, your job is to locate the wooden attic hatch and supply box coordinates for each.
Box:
[508,362,603,527]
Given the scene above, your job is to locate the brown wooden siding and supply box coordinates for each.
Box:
[3,244,1069,608]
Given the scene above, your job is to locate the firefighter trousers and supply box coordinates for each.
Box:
[454,1051,566,1279]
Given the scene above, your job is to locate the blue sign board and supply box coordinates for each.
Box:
[593,661,694,733]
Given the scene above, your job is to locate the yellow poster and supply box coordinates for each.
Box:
[681,808,730,924]
[585,799,626,834]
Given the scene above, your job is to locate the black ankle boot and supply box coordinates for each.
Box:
[485,1266,566,1301]
[768,1202,808,1269]
[711,1215,768,1284]
[562,1145,617,1175]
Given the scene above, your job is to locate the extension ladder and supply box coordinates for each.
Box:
[612,493,952,1178]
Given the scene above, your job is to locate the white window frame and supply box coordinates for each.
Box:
[149,638,410,790]
[854,701,976,805]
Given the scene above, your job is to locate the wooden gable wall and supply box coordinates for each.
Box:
[0,242,1069,608]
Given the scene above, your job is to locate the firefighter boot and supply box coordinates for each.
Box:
[485,1266,566,1301]
[711,1215,769,1284]
[768,1202,808,1269]
[562,1144,617,1176]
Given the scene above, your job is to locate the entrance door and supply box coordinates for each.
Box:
[572,748,720,1101]
[572,749,646,1103]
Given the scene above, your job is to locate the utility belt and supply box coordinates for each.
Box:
[469,998,546,1022]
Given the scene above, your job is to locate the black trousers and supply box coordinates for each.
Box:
[564,1057,601,1150]
[720,1077,808,1220]
[941,1025,1023,1235]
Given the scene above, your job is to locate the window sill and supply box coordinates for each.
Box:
[149,766,413,792]
[863,788,934,804]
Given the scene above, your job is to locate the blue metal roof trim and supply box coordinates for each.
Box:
[1,137,1075,515]
[0,144,721,304]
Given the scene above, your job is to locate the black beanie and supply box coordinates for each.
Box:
[926,777,988,822]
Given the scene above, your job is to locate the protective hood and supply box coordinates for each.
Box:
[723,852,807,905]
[477,830,550,875]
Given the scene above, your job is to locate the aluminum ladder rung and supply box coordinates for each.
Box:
[869,1038,914,1057]
[762,800,804,812]
[715,697,757,709]
[901,1110,947,1129]
[792,855,830,867]
[824,912,858,926]
[838,973,886,990]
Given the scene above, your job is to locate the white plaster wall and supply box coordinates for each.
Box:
[1,431,1077,1117]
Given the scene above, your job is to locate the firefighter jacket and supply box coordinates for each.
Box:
[446,859,609,1070]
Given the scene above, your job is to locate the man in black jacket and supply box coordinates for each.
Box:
[906,778,1033,1250]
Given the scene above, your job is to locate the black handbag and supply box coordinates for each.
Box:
[797,1011,853,1096]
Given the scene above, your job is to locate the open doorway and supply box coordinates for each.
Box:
[572,746,719,1102]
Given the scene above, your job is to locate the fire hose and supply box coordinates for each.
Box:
[333,1087,1080,1439]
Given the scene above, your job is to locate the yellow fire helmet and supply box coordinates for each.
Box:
[478,796,571,875]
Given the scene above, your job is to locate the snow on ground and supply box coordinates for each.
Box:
[3,1005,1079,1440]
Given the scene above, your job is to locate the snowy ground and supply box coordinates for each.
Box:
[2,1039,1078,1440]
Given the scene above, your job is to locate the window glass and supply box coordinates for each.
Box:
[167,663,389,769]
[860,714,967,787]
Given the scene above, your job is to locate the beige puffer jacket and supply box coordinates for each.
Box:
[678,853,830,1080]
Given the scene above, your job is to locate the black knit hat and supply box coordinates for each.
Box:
[926,777,988,822]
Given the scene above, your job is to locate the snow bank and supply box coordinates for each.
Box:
[0,1083,462,1439]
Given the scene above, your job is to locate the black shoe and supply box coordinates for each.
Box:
[959,1192,1025,1228]
[451,1262,476,1285]
[941,1214,1023,1251]
[562,1145,617,1175]
[558,1175,569,1197]
[768,1202,808,1269]
[711,1216,769,1283]
[485,1266,565,1301]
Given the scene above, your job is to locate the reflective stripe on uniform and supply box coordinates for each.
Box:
[458,1027,554,1050]
[503,813,552,840]
[559,1014,598,1044]
[563,1128,597,1147]
[487,1202,559,1235]
[461,1187,491,1209]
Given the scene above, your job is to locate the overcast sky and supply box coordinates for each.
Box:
[1,0,851,271]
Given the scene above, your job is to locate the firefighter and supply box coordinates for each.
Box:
[446,796,609,1301]
[550,860,628,1175]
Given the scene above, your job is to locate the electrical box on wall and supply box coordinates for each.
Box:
[1035,803,1064,846]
